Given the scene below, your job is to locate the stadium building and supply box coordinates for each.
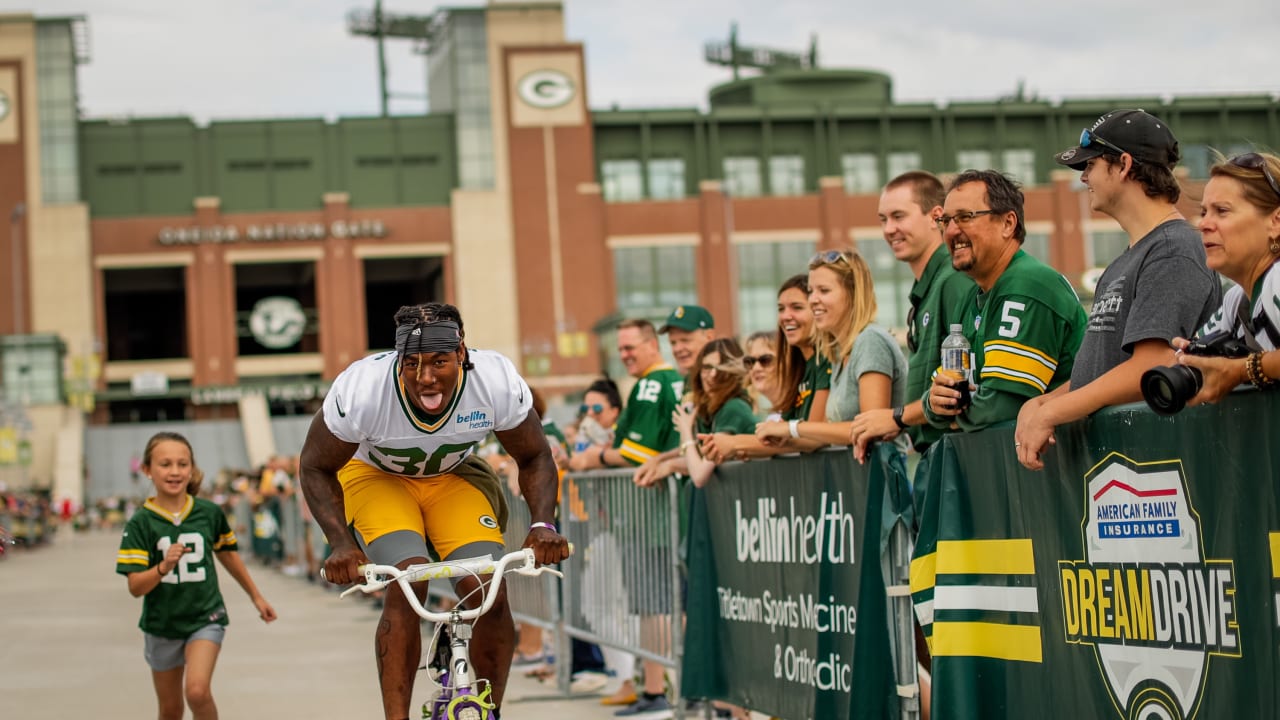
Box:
[1,5,1277,501]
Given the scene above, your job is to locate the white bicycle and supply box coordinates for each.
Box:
[339,548,563,720]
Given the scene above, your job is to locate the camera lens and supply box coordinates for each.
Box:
[1141,365,1203,415]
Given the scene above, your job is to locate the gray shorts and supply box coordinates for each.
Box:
[144,623,226,671]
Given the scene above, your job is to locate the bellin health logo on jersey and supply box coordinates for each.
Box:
[1058,453,1240,720]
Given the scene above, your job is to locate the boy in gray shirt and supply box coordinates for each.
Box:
[1014,110,1221,470]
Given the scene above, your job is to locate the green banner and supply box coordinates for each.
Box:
[683,444,912,720]
[912,391,1280,719]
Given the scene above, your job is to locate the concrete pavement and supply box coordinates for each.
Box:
[0,528,637,719]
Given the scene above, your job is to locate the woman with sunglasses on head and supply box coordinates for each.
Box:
[701,275,831,462]
[672,338,759,487]
[756,251,908,448]
[1173,151,1280,403]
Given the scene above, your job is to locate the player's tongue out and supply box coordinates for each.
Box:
[421,392,445,411]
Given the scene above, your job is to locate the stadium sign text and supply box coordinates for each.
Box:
[157,219,388,246]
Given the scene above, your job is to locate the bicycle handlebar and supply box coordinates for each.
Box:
[336,548,563,622]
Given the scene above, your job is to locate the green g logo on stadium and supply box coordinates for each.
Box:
[249,296,306,349]
[517,69,575,109]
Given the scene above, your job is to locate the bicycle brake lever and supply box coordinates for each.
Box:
[515,566,564,579]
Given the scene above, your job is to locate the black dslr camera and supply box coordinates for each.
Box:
[1141,329,1251,415]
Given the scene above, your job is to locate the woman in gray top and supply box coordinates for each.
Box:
[756,249,907,448]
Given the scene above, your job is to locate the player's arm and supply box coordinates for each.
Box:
[496,410,570,565]
[297,411,360,559]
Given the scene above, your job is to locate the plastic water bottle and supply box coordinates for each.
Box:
[941,323,971,408]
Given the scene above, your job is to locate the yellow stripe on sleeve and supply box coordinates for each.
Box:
[981,347,1056,390]
[932,621,1043,663]
[936,539,1035,575]
[619,439,658,465]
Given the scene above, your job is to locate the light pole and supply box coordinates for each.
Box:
[10,202,25,335]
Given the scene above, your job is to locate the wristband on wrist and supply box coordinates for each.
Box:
[530,521,557,533]
[681,439,697,452]
[156,563,168,577]
[892,406,909,430]
[598,448,608,466]
[788,419,801,439]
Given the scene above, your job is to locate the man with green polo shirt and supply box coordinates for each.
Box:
[851,172,975,461]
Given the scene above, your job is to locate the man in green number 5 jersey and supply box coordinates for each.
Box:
[300,302,570,720]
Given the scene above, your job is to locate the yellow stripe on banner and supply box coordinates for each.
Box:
[937,539,1035,575]
[910,552,937,594]
[933,621,1043,663]
[1271,533,1280,579]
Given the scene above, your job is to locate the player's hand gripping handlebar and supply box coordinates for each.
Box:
[332,548,563,622]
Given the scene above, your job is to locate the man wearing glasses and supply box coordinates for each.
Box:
[850,172,975,461]
[924,170,1088,431]
[1013,110,1220,470]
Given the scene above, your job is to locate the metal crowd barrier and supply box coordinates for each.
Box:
[556,469,686,706]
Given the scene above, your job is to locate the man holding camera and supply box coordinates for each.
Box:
[1013,110,1221,469]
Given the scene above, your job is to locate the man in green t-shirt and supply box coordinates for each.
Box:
[851,172,975,460]
[924,169,1087,431]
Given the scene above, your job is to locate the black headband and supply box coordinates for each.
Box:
[395,321,462,356]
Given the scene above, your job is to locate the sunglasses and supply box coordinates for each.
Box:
[1079,128,1131,159]
[935,210,996,232]
[1229,153,1280,201]
[809,249,853,269]
[743,354,775,369]
[579,403,606,415]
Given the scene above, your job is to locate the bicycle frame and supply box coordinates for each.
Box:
[340,548,562,720]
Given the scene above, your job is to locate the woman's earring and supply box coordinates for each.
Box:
[1270,239,1280,254]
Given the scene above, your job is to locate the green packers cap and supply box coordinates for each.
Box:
[658,304,715,333]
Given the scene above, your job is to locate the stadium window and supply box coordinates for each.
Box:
[601,159,643,202]
[613,245,697,314]
[1182,144,1211,179]
[1023,232,1053,266]
[855,237,912,329]
[723,156,762,198]
[1089,230,1128,268]
[887,151,922,180]
[736,241,816,333]
[270,158,314,171]
[841,153,878,193]
[768,155,805,196]
[1003,149,1036,185]
[647,158,686,200]
[956,150,992,173]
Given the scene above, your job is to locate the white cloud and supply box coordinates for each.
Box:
[3,0,1276,122]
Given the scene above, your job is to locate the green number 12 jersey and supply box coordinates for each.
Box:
[116,495,238,639]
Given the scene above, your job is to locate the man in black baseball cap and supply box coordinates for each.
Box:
[1015,109,1221,471]
[1053,108,1179,171]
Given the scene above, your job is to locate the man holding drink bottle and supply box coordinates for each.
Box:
[923,170,1087,433]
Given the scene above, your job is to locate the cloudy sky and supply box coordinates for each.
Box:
[9,0,1279,123]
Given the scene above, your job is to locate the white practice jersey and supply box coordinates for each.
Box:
[1198,262,1280,352]
[323,348,533,478]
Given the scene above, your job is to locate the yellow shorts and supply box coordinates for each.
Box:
[338,459,504,560]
